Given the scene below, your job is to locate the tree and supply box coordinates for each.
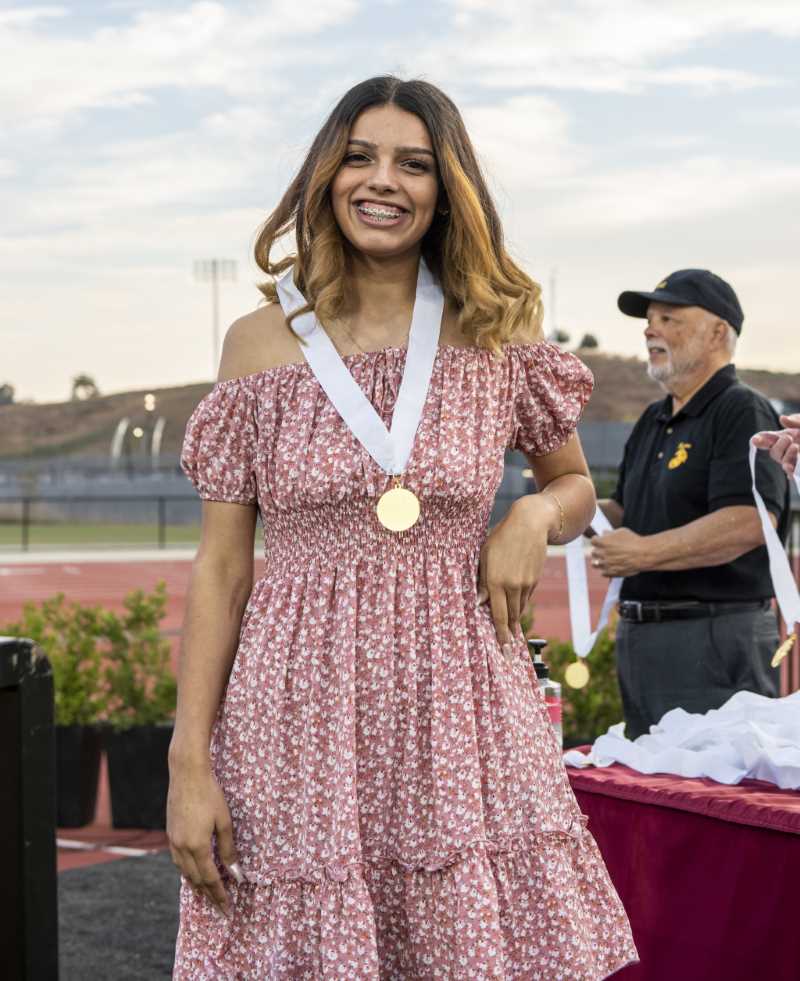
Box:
[579,333,599,349]
[0,382,14,405]
[549,329,571,345]
[71,374,100,401]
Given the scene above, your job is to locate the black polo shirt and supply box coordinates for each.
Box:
[612,365,789,602]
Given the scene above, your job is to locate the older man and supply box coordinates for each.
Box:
[592,269,789,740]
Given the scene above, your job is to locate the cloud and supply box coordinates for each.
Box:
[429,0,799,93]
[0,1,359,130]
[536,156,800,231]
[0,6,66,28]
[2,1,799,400]
[463,95,582,189]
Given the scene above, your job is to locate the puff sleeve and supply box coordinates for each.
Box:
[180,379,258,504]
[510,342,593,458]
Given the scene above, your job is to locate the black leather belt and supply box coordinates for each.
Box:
[618,599,770,623]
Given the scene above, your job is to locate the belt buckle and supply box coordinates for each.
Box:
[622,601,644,622]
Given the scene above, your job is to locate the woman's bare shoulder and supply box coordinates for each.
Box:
[217,303,305,382]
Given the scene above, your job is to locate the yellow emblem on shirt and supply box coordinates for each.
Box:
[668,442,692,469]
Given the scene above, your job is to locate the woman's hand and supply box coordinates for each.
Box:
[477,494,557,654]
[167,753,244,917]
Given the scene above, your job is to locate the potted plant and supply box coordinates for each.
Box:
[3,595,107,827]
[102,581,177,829]
[522,611,625,748]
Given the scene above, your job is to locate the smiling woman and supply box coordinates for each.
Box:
[169,74,638,980]
[254,75,543,356]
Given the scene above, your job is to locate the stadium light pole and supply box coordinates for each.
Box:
[193,259,237,375]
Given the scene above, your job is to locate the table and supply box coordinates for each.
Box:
[567,758,800,981]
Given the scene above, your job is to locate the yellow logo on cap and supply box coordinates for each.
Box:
[656,279,668,289]
[668,442,692,469]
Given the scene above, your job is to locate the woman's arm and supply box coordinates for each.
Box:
[477,434,595,651]
[169,501,256,761]
[167,500,256,917]
[167,319,265,916]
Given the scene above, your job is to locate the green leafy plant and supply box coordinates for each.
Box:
[522,611,624,746]
[3,594,107,725]
[102,581,177,729]
[2,582,176,729]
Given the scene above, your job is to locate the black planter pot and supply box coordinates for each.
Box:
[56,724,103,827]
[105,723,173,829]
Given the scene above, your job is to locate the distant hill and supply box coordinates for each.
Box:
[579,351,800,422]
[2,352,799,459]
[0,382,210,459]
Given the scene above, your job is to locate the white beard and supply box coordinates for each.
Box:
[647,347,704,388]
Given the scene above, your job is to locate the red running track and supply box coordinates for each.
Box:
[0,552,609,664]
[1,550,609,871]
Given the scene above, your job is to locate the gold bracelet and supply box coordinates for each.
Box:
[543,490,566,544]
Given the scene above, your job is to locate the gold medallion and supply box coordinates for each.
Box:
[565,659,590,689]
[771,632,796,669]
[376,478,420,532]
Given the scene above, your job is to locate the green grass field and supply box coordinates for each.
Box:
[0,521,263,553]
[0,522,202,550]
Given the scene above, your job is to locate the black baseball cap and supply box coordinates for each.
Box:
[618,269,744,334]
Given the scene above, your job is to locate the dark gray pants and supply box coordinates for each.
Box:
[615,604,781,741]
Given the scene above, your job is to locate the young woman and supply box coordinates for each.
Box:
[168,75,638,979]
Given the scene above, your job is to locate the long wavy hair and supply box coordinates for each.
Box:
[255,76,543,351]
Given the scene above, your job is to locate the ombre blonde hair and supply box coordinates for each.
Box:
[255,76,543,353]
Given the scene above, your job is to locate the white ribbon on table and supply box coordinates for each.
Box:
[749,440,800,633]
[564,507,622,659]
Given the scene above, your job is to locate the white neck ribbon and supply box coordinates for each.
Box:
[565,508,622,659]
[750,441,800,631]
[276,258,444,475]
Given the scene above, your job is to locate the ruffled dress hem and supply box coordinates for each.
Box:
[174,819,639,980]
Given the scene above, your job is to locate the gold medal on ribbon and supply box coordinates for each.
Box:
[276,260,443,533]
[771,633,796,669]
[376,477,420,532]
[565,659,590,689]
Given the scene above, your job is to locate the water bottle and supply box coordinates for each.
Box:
[527,638,563,748]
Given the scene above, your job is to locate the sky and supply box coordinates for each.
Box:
[2,0,800,403]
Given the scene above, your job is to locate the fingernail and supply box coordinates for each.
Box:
[227,862,246,884]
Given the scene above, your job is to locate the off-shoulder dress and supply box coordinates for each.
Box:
[173,341,638,979]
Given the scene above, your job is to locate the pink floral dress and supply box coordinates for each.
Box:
[174,341,638,980]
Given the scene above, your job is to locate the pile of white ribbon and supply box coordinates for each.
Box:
[563,689,800,789]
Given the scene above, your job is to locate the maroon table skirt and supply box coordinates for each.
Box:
[567,757,800,981]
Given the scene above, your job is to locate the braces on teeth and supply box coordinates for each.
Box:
[358,205,403,220]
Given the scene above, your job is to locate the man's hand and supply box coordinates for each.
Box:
[590,528,646,578]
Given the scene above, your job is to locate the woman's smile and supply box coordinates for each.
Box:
[353,199,409,227]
